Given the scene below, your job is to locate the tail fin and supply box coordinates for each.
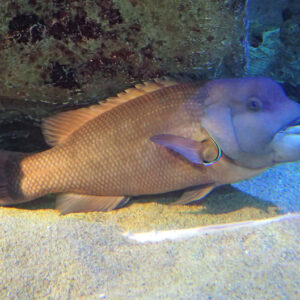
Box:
[0,151,26,205]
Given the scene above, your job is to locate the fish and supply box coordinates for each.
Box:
[0,77,299,214]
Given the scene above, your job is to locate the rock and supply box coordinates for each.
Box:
[0,0,248,150]
[247,0,300,101]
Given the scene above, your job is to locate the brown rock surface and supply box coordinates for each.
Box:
[0,0,247,149]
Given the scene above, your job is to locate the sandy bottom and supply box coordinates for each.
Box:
[0,208,299,299]
[9,183,281,233]
[0,163,299,299]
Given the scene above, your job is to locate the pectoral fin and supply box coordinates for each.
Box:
[56,194,130,214]
[172,185,215,205]
[150,134,204,164]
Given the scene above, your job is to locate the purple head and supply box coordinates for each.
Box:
[201,77,300,169]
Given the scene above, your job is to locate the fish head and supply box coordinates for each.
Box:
[201,77,300,169]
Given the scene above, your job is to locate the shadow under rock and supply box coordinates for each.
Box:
[14,195,56,211]
[131,184,282,215]
[187,185,281,215]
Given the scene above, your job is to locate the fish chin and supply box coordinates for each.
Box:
[271,120,300,164]
[228,123,300,169]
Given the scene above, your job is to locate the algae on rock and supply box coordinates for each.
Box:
[0,0,248,150]
[247,0,300,101]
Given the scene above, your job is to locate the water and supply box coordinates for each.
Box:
[0,1,299,299]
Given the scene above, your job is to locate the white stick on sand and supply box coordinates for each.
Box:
[123,213,300,243]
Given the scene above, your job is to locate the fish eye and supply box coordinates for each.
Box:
[247,97,262,112]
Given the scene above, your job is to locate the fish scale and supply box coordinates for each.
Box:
[62,85,201,195]
[16,83,207,198]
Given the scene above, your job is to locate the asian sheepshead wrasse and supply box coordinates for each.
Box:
[0,77,300,214]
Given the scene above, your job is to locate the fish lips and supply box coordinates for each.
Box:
[271,116,300,163]
[279,117,300,134]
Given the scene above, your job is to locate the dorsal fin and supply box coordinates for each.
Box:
[42,78,178,146]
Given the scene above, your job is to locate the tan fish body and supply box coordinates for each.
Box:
[1,77,300,213]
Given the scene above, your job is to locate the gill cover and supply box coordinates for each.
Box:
[150,134,222,165]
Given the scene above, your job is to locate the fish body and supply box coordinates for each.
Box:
[1,77,300,213]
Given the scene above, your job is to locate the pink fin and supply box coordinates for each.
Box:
[56,193,131,214]
[172,185,215,205]
[42,79,178,147]
[150,134,205,164]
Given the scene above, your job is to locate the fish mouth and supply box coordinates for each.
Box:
[271,116,300,164]
[292,117,300,126]
[278,117,300,134]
